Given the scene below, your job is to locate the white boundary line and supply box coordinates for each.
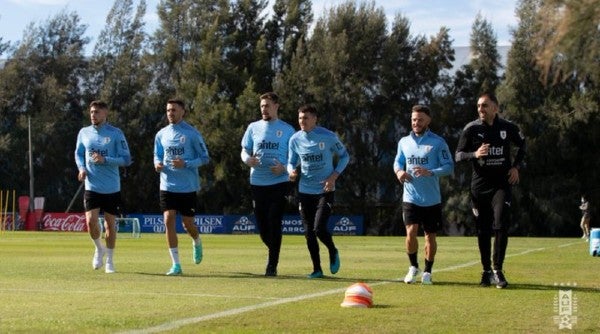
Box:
[117,241,582,334]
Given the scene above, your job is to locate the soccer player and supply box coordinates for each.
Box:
[394,105,454,285]
[75,100,132,274]
[287,104,350,278]
[455,92,526,288]
[579,195,590,241]
[241,92,295,276]
[154,98,210,276]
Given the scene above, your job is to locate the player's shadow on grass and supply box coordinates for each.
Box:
[431,281,599,292]
[225,272,411,284]
[133,270,404,283]
[129,272,599,292]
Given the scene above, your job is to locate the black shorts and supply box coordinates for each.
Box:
[159,191,197,217]
[401,202,442,233]
[84,191,122,215]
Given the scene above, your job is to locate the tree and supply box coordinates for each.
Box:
[536,0,600,85]
[264,0,313,73]
[225,0,269,94]
[84,0,157,213]
[0,10,89,210]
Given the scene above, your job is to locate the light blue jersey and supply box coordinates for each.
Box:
[154,121,210,193]
[393,129,454,206]
[241,119,295,186]
[75,123,132,194]
[287,126,350,195]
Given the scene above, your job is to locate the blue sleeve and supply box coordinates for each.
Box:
[332,137,349,174]
[241,126,253,152]
[393,139,405,173]
[186,132,210,168]
[431,139,453,176]
[104,129,132,167]
[153,133,163,165]
[286,137,299,174]
[75,130,86,170]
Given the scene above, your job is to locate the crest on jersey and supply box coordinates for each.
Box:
[276,130,283,138]
[500,130,506,140]
[103,137,111,144]
[319,142,325,150]
[424,145,432,153]
[180,136,186,144]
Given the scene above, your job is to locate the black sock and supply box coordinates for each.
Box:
[424,259,434,273]
[408,252,418,268]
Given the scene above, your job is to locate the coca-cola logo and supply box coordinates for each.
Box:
[42,213,87,232]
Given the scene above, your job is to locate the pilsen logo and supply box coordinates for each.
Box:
[42,213,87,232]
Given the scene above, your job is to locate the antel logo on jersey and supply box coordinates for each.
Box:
[488,146,504,156]
[258,140,280,150]
[333,216,357,234]
[301,152,323,162]
[407,156,428,165]
[166,146,185,156]
[232,216,256,234]
[89,148,108,157]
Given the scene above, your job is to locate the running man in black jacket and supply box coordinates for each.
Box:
[455,92,526,289]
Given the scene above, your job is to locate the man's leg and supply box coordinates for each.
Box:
[86,208,104,270]
[300,194,322,277]
[313,193,340,274]
[403,223,420,283]
[102,212,117,273]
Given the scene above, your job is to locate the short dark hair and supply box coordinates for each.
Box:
[479,92,499,105]
[298,104,318,117]
[411,104,431,116]
[167,98,186,110]
[260,92,279,104]
[89,100,109,110]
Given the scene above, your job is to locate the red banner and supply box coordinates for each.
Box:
[42,213,87,232]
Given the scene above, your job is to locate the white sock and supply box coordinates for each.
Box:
[105,248,114,264]
[92,238,103,251]
[169,247,180,265]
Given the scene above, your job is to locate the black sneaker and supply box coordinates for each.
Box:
[265,264,277,277]
[479,270,494,287]
[494,270,508,289]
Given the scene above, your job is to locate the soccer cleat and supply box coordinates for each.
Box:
[92,248,105,270]
[166,264,182,276]
[403,266,420,284]
[494,270,508,289]
[330,250,341,274]
[193,243,203,264]
[307,271,324,279]
[421,272,433,285]
[105,262,115,274]
[479,270,495,287]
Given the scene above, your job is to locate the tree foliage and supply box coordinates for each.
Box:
[0,0,597,236]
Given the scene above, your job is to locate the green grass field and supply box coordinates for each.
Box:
[0,232,598,333]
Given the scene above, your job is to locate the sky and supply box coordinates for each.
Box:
[0,0,519,54]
